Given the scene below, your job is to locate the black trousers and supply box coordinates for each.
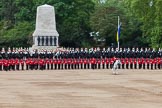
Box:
[81,64,83,69]
[147,64,149,69]
[102,64,105,69]
[76,64,79,69]
[71,64,74,69]
[91,64,94,69]
[158,64,160,69]
[130,64,133,69]
[106,64,109,69]
[47,64,50,70]
[87,64,90,69]
[84,64,86,69]
[0,65,2,71]
[139,64,142,69]
[12,65,15,70]
[16,65,19,70]
[65,64,67,69]
[26,65,29,70]
[55,64,57,69]
[22,65,24,70]
[126,64,129,69]
[151,64,153,69]
[143,64,145,69]
[68,64,70,69]
[122,64,124,69]
[98,64,100,69]
[4,66,8,71]
[61,64,63,69]
[134,64,137,69]
[155,64,157,69]
[40,65,44,70]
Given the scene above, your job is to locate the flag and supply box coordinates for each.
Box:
[116,24,120,42]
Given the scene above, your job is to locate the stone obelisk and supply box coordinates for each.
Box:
[32,4,59,50]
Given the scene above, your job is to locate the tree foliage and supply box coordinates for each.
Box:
[124,0,162,48]
[90,0,145,47]
[0,0,161,48]
[0,0,95,48]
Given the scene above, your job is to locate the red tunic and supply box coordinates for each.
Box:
[105,58,109,64]
[83,59,87,64]
[20,59,24,65]
[3,59,9,66]
[0,60,2,66]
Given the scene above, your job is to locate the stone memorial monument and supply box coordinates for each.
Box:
[32,4,59,50]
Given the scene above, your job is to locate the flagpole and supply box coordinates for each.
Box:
[118,16,120,50]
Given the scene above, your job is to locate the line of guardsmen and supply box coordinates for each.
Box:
[0,47,162,71]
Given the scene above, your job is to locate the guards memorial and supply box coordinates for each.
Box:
[32,4,59,50]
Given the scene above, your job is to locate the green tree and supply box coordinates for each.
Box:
[54,0,95,47]
[0,21,34,48]
[0,0,95,48]
[124,0,162,48]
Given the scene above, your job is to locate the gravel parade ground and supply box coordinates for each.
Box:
[0,69,162,108]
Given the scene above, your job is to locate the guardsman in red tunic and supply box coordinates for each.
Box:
[94,58,97,69]
[20,59,24,70]
[125,58,129,69]
[121,58,125,69]
[74,59,78,69]
[46,59,50,70]
[83,58,87,69]
[102,58,105,69]
[10,59,15,70]
[73,58,77,69]
[146,58,149,69]
[105,58,109,69]
[129,58,133,69]
[153,58,157,69]
[160,58,162,69]
[110,57,116,69]
[50,59,53,70]
[64,59,67,69]
[58,59,61,69]
[150,58,153,70]
[110,58,113,69]
[15,58,19,70]
[54,59,57,69]
[87,59,90,69]
[67,58,71,69]
[133,58,137,69]
[141,58,145,69]
[91,58,94,69]
[60,59,64,69]
[3,59,9,71]
[39,59,44,70]
[34,59,38,70]
[157,58,161,69]
[138,58,142,69]
[97,59,101,69]
[26,59,29,70]
[43,59,46,70]
[79,59,83,69]
[29,59,34,70]
[0,59,2,71]
[71,59,74,69]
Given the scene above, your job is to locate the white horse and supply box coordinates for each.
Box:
[112,59,122,75]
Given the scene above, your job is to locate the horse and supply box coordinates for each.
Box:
[112,59,122,75]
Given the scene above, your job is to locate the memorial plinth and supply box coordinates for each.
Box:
[32,4,59,50]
